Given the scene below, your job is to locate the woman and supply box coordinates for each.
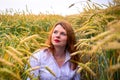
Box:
[28,20,80,80]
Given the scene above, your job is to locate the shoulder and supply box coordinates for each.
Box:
[31,48,50,60]
[30,48,47,59]
[33,48,49,56]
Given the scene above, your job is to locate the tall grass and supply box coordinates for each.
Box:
[67,1,120,79]
[0,0,120,80]
[0,11,64,80]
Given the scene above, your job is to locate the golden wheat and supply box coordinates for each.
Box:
[24,66,40,74]
[32,39,40,46]
[107,64,120,72]
[91,30,112,41]
[5,50,24,66]
[71,60,96,77]
[0,68,21,80]
[7,46,23,56]
[90,33,116,54]
[20,34,39,44]
[0,58,15,67]
[45,66,56,77]
[75,26,97,33]
[77,62,91,73]
[17,48,38,60]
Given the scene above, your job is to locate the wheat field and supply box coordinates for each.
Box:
[0,1,120,80]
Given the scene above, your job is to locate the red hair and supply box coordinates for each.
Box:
[46,20,76,53]
[46,20,78,69]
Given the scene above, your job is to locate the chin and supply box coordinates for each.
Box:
[54,45,65,48]
[53,44,61,47]
[52,43,65,47]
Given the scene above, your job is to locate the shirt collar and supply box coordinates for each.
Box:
[64,50,71,63]
[45,48,71,63]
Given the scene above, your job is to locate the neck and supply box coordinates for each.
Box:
[53,46,66,57]
[53,46,66,68]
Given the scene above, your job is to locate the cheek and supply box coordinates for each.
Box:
[63,37,67,44]
[51,34,54,42]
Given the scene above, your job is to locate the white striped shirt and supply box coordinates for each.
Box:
[27,48,80,80]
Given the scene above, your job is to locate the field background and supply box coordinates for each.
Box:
[0,0,120,80]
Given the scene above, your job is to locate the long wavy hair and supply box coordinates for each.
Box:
[46,20,79,70]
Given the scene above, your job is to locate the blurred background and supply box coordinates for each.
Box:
[0,0,120,80]
[0,0,112,16]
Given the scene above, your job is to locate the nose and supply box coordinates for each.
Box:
[56,33,60,38]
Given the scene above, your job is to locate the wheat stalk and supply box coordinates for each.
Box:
[32,39,40,46]
[75,26,97,33]
[5,50,24,66]
[91,30,112,41]
[77,62,91,73]
[0,68,21,80]
[7,46,23,56]
[45,66,56,77]
[71,60,96,77]
[24,66,40,74]
[17,48,38,60]
[71,50,88,56]
[107,64,120,72]
[0,58,15,67]
[90,33,116,54]
[20,34,39,44]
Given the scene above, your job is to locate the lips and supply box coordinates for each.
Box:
[54,39,60,42]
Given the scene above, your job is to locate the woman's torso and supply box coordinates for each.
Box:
[31,48,77,80]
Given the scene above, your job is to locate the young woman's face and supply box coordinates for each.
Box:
[51,24,67,48]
